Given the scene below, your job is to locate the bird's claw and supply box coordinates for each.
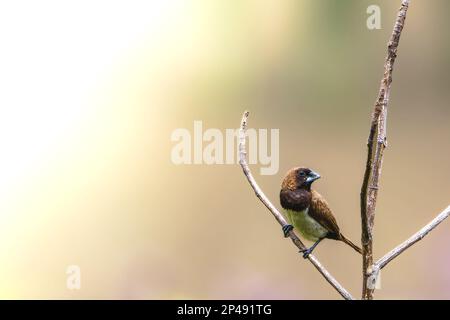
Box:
[299,248,312,259]
[282,224,294,238]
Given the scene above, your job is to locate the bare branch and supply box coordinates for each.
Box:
[375,205,450,270]
[238,111,354,300]
[360,0,410,300]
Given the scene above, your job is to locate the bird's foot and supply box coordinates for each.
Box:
[282,224,294,238]
[299,248,312,259]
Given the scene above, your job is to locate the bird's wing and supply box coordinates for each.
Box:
[308,190,341,236]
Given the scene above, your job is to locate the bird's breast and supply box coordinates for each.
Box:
[285,208,328,242]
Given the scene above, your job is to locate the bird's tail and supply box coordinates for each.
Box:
[340,234,362,254]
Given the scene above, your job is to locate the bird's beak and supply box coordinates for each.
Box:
[306,170,321,183]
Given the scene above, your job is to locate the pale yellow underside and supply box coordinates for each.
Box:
[284,208,328,242]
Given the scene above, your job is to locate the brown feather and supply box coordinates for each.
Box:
[309,190,362,254]
[280,189,311,212]
[280,167,362,254]
[281,167,301,191]
[308,190,341,237]
[340,235,363,254]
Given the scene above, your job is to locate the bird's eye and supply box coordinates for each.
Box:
[299,171,306,177]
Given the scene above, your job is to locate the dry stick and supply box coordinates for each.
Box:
[238,111,353,300]
[360,0,410,300]
[375,205,450,270]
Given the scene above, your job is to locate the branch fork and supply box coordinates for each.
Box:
[238,0,450,299]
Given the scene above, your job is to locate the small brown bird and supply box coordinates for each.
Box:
[280,167,362,258]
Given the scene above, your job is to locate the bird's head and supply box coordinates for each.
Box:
[281,167,321,191]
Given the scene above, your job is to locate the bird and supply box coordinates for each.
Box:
[279,167,362,258]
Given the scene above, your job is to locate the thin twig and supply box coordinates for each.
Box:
[360,0,410,300]
[238,111,353,300]
[374,205,450,270]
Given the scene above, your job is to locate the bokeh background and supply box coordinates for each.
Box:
[0,0,449,299]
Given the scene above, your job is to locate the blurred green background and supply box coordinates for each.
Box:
[0,0,449,299]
